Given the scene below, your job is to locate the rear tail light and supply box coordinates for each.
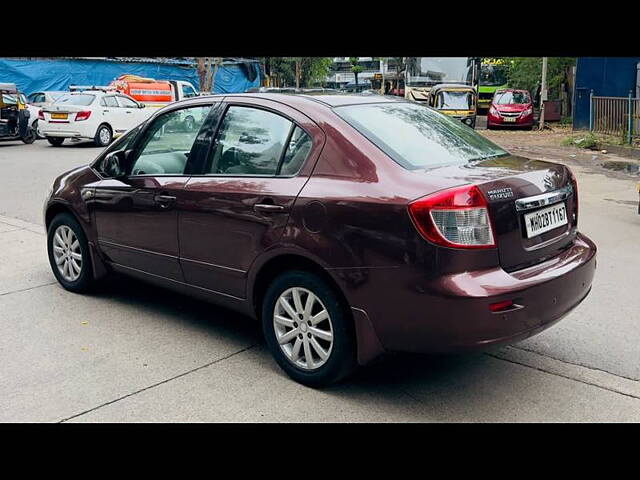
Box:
[568,167,578,226]
[75,111,92,121]
[38,109,44,120]
[408,185,496,249]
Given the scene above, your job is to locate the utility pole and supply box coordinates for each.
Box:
[539,57,548,130]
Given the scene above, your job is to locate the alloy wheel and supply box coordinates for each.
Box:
[52,225,83,282]
[273,287,334,370]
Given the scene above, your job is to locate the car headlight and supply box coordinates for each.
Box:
[523,108,533,116]
[489,106,498,116]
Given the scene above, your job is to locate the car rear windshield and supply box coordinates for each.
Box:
[54,94,96,106]
[494,91,530,105]
[334,102,507,170]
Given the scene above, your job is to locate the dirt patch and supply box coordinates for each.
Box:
[479,127,640,180]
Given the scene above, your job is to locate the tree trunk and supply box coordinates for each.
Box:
[196,58,207,91]
[295,59,301,89]
[210,58,221,93]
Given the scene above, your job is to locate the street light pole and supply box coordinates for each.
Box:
[539,57,548,130]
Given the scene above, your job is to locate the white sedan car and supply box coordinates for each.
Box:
[39,90,153,147]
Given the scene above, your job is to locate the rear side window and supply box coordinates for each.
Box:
[54,94,95,106]
[207,106,293,175]
[334,102,506,169]
[280,126,312,176]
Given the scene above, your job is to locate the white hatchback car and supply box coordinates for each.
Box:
[39,89,153,147]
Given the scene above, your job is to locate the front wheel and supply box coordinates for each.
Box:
[47,213,94,293]
[261,270,357,387]
[94,125,113,147]
[47,136,64,147]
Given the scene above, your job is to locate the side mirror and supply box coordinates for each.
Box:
[103,151,126,178]
[138,103,145,109]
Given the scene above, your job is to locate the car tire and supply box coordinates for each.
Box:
[261,270,357,387]
[47,136,64,147]
[47,212,94,293]
[94,124,113,147]
[21,127,37,144]
[33,120,45,139]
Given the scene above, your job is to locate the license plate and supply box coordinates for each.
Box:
[524,202,568,238]
[503,117,516,123]
[51,113,68,119]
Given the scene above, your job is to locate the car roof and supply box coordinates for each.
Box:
[219,92,408,108]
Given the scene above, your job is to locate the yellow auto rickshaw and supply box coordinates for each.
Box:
[0,83,36,144]
[427,83,477,129]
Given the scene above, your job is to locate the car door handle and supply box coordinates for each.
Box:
[254,203,287,213]
[155,194,176,208]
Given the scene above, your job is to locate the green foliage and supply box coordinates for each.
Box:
[497,57,576,99]
[561,132,598,148]
[261,57,333,88]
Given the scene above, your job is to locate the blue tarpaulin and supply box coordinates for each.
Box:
[0,58,261,95]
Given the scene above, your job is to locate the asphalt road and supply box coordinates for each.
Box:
[1,137,639,422]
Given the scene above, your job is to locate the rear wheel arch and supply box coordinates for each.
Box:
[251,253,351,323]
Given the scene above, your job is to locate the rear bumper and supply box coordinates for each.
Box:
[40,122,95,139]
[340,233,596,356]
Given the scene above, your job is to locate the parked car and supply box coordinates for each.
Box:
[39,88,152,147]
[26,91,67,107]
[487,89,535,129]
[43,93,596,387]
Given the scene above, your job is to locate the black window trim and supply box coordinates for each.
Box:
[124,101,220,178]
[194,101,312,179]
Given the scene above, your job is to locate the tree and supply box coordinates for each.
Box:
[196,57,223,92]
[350,57,363,86]
[260,57,332,88]
[501,57,576,100]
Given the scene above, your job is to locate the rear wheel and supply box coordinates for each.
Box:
[47,213,94,293]
[261,270,357,387]
[47,136,64,147]
[94,124,112,147]
[21,127,36,144]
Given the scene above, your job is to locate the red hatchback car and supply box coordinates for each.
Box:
[487,89,535,129]
[44,93,596,386]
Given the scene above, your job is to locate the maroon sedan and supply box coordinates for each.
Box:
[487,89,535,129]
[44,93,596,387]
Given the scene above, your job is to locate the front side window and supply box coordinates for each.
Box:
[334,102,507,170]
[103,96,119,108]
[54,94,96,106]
[129,105,212,176]
[182,84,198,98]
[206,106,293,175]
[117,95,139,108]
[94,125,142,176]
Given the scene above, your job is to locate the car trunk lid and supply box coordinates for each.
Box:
[413,154,578,272]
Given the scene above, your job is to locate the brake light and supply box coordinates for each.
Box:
[568,167,579,226]
[75,111,92,121]
[408,185,496,249]
[38,109,44,120]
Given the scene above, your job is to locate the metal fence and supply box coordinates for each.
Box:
[590,92,640,142]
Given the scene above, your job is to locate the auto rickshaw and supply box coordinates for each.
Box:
[0,83,36,144]
[427,83,478,129]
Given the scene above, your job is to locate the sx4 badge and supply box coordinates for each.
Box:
[486,187,514,201]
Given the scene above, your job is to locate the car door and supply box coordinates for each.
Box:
[92,102,215,281]
[116,94,147,131]
[100,95,124,134]
[178,98,325,299]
